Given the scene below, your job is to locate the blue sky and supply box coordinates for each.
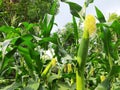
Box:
[53,0,120,31]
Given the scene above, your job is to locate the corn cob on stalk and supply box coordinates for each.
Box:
[76,15,96,90]
[41,58,56,77]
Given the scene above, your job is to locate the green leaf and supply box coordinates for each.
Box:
[109,65,120,77]
[14,37,24,46]
[47,74,59,83]
[0,37,25,71]
[21,34,33,41]
[20,34,34,49]
[62,73,75,79]
[23,79,39,90]
[40,14,55,39]
[87,0,94,3]
[18,46,34,71]
[39,33,58,50]
[95,78,110,90]
[100,27,111,55]
[95,6,106,22]
[28,48,43,73]
[85,0,94,7]
[38,37,54,50]
[0,26,14,33]
[66,2,82,18]
[72,16,78,43]
[50,0,58,15]
[39,37,57,45]
[0,26,20,35]
[57,81,75,90]
[22,22,35,31]
[0,48,17,71]
[110,20,120,34]
[47,15,55,36]
[41,14,48,37]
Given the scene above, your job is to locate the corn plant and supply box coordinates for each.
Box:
[0,0,120,90]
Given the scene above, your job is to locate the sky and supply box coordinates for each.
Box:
[53,0,120,31]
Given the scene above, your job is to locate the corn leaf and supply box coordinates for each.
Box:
[72,16,78,44]
[66,2,82,18]
[86,0,94,7]
[95,6,106,22]
[110,20,120,34]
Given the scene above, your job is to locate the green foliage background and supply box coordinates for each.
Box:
[0,0,59,26]
[0,0,120,90]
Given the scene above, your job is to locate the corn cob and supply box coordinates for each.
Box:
[41,58,56,77]
[76,15,96,90]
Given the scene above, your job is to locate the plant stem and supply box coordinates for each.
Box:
[76,68,85,90]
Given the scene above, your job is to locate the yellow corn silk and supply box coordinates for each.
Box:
[100,75,106,82]
[67,64,72,73]
[84,14,96,37]
[51,58,57,66]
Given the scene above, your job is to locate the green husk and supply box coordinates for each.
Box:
[76,30,89,90]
